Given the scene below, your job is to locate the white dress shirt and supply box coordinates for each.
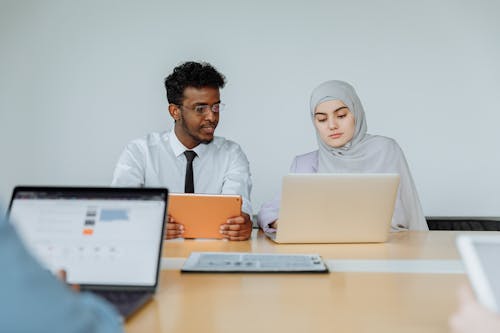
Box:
[112,130,252,215]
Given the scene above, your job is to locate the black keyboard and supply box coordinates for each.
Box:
[91,290,153,319]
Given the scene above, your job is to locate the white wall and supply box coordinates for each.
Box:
[1,0,500,217]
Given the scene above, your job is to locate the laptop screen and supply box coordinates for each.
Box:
[8,187,167,287]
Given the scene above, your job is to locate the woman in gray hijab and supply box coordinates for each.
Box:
[257,80,428,232]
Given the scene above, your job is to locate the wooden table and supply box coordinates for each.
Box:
[125,231,472,333]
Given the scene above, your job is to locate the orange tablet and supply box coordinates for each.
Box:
[168,193,242,239]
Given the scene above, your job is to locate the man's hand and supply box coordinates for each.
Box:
[165,215,184,239]
[219,213,252,241]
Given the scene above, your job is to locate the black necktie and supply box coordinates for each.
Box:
[183,150,197,193]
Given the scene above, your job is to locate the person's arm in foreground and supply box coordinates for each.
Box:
[449,284,500,333]
[0,216,123,333]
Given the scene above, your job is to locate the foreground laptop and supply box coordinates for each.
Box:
[7,186,168,320]
[267,173,400,243]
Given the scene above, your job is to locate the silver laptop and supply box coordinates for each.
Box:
[267,173,400,243]
[7,186,168,320]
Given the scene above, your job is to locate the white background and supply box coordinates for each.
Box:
[1,0,499,217]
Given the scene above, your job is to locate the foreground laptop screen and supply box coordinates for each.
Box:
[8,188,167,287]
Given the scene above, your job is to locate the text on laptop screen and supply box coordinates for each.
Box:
[9,190,166,286]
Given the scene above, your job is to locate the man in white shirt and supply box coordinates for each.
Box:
[112,61,252,241]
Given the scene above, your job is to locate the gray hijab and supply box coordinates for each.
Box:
[309,80,428,230]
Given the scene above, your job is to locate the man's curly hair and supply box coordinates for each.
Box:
[164,61,226,105]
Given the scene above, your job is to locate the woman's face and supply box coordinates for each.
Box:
[314,99,355,148]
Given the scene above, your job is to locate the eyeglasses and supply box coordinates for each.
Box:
[179,103,225,116]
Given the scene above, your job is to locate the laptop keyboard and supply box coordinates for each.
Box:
[91,290,153,318]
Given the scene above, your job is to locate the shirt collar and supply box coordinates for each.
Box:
[168,129,208,158]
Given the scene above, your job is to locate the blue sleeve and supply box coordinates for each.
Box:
[0,215,123,333]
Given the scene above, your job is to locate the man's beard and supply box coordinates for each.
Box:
[180,113,215,145]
